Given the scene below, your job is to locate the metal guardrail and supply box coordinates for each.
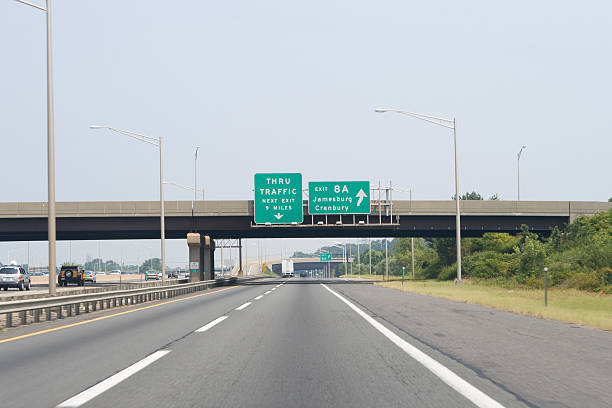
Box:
[0,277,257,329]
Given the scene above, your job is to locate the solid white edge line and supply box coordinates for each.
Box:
[56,350,171,408]
[195,315,228,332]
[254,295,264,300]
[235,302,252,311]
[320,284,506,408]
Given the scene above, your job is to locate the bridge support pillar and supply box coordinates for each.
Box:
[202,235,215,281]
[187,233,202,282]
[187,233,215,282]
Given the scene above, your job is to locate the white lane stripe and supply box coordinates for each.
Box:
[321,284,506,408]
[56,350,170,408]
[235,302,252,311]
[254,295,264,300]
[264,290,271,294]
[271,288,277,291]
[195,316,228,333]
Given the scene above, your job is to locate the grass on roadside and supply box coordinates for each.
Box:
[341,274,384,280]
[377,280,612,331]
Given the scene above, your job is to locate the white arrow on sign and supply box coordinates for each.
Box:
[356,189,367,206]
[274,213,284,220]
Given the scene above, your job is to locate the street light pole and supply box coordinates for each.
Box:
[194,146,200,201]
[517,145,526,201]
[375,108,463,284]
[13,0,57,295]
[90,125,166,283]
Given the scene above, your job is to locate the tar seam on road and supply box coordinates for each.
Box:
[235,302,252,311]
[321,284,506,408]
[196,316,229,333]
[56,350,171,408]
[0,286,238,344]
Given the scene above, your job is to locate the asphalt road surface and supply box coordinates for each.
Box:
[1,279,610,407]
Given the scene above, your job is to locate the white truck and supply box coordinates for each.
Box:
[281,260,294,278]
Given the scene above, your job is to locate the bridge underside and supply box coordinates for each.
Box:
[0,214,568,242]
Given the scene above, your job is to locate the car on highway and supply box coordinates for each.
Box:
[300,271,307,278]
[0,265,31,291]
[145,270,160,280]
[58,265,85,286]
[167,271,178,279]
[84,270,97,283]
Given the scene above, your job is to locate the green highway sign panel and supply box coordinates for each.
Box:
[320,253,332,262]
[308,181,370,214]
[254,173,303,224]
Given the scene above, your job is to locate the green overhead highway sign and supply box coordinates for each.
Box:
[308,181,370,215]
[320,253,332,262]
[254,173,303,224]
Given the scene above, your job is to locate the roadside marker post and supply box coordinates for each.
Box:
[402,266,406,285]
[543,267,549,307]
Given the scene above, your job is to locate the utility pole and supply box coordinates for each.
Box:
[410,189,415,279]
[385,238,389,281]
[369,238,372,275]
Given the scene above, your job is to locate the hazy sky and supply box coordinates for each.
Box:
[1,1,611,266]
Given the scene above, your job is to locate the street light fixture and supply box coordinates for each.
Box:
[90,125,167,283]
[517,145,526,201]
[13,0,57,295]
[375,108,463,284]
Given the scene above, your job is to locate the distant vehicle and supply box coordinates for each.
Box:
[58,265,85,286]
[145,270,160,280]
[167,271,178,279]
[84,270,97,283]
[0,265,31,291]
[110,270,121,275]
[300,271,307,278]
[281,260,294,278]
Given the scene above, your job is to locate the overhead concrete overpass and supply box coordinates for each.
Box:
[0,200,610,242]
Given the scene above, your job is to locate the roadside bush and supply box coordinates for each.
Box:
[563,271,602,291]
[463,251,511,279]
[438,264,457,281]
[524,274,544,289]
[516,236,547,283]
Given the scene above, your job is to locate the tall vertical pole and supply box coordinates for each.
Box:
[385,238,389,281]
[160,137,166,283]
[349,242,352,275]
[194,147,199,201]
[357,241,360,276]
[369,238,372,275]
[410,189,414,279]
[411,238,415,279]
[517,154,520,201]
[453,119,462,284]
[46,0,56,296]
[27,241,30,273]
[244,239,248,276]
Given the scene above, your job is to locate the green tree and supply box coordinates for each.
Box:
[608,197,612,202]
[139,258,161,273]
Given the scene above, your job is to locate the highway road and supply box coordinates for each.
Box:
[1,279,610,407]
